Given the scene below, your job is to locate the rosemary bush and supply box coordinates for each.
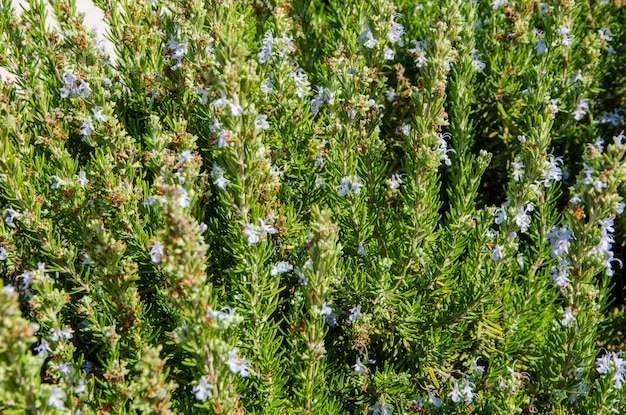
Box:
[1,0,626,413]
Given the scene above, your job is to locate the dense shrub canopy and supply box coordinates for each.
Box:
[1,0,625,414]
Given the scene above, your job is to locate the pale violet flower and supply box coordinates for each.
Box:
[556,24,574,46]
[150,240,163,263]
[547,226,573,258]
[492,0,505,9]
[229,94,243,116]
[48,387,66,409]
[242,223,260,244]
[387,173,404,190]
[195,86,208,104]
[211,164,230,189]
[384,45,394,60]
[408,39,428,68]
[462,378,475,404]
[3,207,18,226]
[349,305,362,322]
[255,114,270,130]
[80,116,94,137]
[77,171,89,187]
[50,175,64,189]
[357,242,367,256]
[91,107,108,122]
[427,390,442,407]
[360,24,378,49]
[595,351,626,389]
[337,176,364,197]
[74,378,87,394]
[270,261,293,276]
[511,158,524,181]
[320,303,337,327]
[561,306,576,327]
[535,37,546,54]
[59,362,71,375]
[352,357,368,374]
[472,357,485,375]
[193,375,214,400]
[0,246,6,261]
[471,49,486,72]
[573,99,589,121]
[35,340,52,357]
[211,90,229,109]
[226,348,251,377]
[598,27,613,42]
[78,80,91,98]
[387,12,405,45]
[176,186,191,208]
[491,245,504,262]
[258,30,273,63]
[448,380,463,403]
[371,400,393,415]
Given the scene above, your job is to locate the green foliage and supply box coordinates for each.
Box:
[1,0,626,414]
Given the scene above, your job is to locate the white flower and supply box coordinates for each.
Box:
[192,375,214,400]
[150,240,163,263]
[0,247,6,261]
[48,387,66,409]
